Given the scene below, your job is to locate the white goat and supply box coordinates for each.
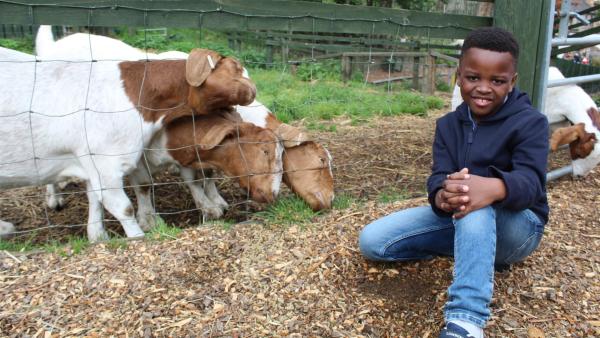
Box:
[450,66,600,176]
[0,38,255,241]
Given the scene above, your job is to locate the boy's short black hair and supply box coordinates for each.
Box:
[460,27,519,67]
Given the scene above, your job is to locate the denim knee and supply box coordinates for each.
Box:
[453,206,496,235]
[358,222,387,261]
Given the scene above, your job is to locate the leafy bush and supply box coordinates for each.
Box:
[296,60,341,81]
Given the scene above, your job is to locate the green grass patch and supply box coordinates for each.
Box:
[332,193,361,210]
[203,219,236,230]
[0,236,37,253]
[42,235,90,257]
[0,234,89,256]
[250,68,444,125]
[0,37,33,53]
[148,217,182,240]
[255,195,317,226]
[105,237,129,251]
[377,188,411,204]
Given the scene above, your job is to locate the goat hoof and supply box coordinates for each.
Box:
[0,220,16,238]
[202,207,224,220]
[88,230,110,243]
[47,196,66,211]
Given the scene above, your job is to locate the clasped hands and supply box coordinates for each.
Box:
[435,168,506,219]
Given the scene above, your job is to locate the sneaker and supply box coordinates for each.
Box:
[438,322,475,338]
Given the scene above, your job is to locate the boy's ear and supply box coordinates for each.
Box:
[510,72,518,91]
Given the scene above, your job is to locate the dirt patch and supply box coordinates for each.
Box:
[1,94,599,337]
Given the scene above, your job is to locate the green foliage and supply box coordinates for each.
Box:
[240,49,268,68]
[148,217,182,240]
[0,37,33,53]
[295,60,342,81]
[395,0,438,11]
[332,193,360,210]
[116,28,235,55]
[255,195,317,225]
[436,80,451,92]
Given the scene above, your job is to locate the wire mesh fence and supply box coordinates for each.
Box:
[0,1,488,244]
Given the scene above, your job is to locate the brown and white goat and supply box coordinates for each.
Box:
[131,113,282,228]
[0,45,255,241]
[236,101,335,211]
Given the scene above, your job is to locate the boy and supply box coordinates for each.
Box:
[359,27,549,338]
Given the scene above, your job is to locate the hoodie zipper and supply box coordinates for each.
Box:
[464,107,477,168]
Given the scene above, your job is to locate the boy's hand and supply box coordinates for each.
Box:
[435,168,470,212]
[448,175,507,219]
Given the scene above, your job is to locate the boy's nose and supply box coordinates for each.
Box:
[476,83,492,93]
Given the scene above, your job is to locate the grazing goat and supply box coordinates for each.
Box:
[451,66,600,176]
[131,112,282,228]
[0,44,255,241]
[236,101,335,211]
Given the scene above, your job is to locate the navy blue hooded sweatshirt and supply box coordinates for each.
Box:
[427,88,549,225]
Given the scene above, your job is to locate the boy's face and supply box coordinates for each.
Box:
[457,47,518,119]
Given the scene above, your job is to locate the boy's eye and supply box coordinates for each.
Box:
[466,76,478,81]
[492,79,507,85]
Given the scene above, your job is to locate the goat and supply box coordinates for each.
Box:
[37,27,330,221]
[236,101,335,211]
[450,66,600,176]
[0,44,255,241]
[550,122,597,159]
[131,112,282,228]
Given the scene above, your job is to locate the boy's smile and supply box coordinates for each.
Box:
[457,47,518,120]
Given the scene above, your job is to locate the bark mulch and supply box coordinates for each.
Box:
[1,94,599,337]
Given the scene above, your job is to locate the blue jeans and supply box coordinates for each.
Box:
[358,205,544,327]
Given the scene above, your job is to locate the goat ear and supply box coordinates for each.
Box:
[550,124,584,151]
[197,121,236,150]
[275,123,309,148]
[186,49,223,87]
[587,107,600,131]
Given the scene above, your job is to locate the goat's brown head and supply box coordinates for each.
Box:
[283,141,334,211]
[570,130,597,159]
[273,124,334,210]
[166,115,282,204]
[186,49,256,114]
[119,48,256,123]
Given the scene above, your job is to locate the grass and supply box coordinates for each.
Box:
[377,188,411,204]
[148,217,182,240]
[255,195,318,226]
[249,67,445,125]
[0,37,34,53]
[203,219,236,230]
[332,193,361,210]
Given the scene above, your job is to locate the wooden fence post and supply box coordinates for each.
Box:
[342,53,352,82]
[412,41,421,90]
[494,0,552,109]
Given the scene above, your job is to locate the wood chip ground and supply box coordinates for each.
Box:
[1,94,598,337]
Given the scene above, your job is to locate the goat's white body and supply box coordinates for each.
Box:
[450,66,600,176]
[0,46,158,240]
[545,67,600,175]
[36,26,146,61]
